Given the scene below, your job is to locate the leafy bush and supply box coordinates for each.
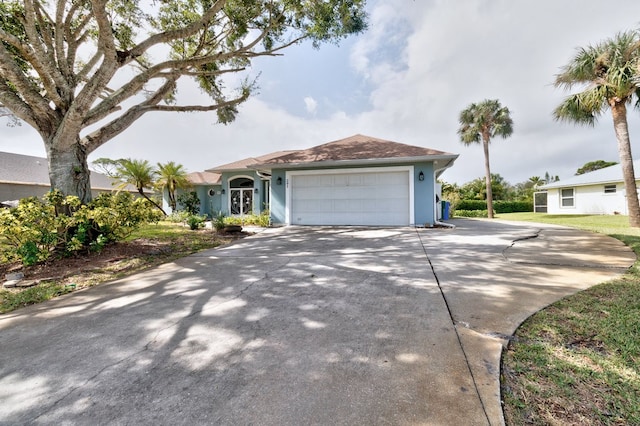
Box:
[454,209,489,218]
[223,210,270,227]
[456,200,533,213]
[177,191,201,215]
[186,214,207,230]
[494,201,533,213]
[213,211,226,231]
[457,200,488,211]
[166,211,190,223]
[0,191,163,266]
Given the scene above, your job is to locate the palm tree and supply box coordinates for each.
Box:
[528,176,544,188]
[156,161,190,211]
[554,30,640,227]
[113,159,166,215]
[458,99,514,219]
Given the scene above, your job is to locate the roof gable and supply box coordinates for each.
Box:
[187,171,221,185]
[206,150,295,172]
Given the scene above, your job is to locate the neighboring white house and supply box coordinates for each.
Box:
[537,160,640,215]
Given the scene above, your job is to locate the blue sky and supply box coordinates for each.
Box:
[3,0,640,186]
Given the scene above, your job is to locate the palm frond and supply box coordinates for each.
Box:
[554,30,640,124]
[553,93,599,126]
[457,99,513,144]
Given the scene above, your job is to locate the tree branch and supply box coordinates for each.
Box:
[125,0,228,64]
[0,43,54,122]
[83,82,249,153]
[23,0,69,96]
[0,79,38,129]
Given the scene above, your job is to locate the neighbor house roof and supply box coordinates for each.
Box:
[187,171,221,185]
[539,160,640,190]
[0,151,132,191]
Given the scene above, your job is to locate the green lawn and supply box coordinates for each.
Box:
[495,212,640,236]
[497,213,640,425]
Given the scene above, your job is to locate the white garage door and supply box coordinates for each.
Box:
[290,169,411,225]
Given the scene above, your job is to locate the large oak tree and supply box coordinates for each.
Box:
[0,0,366,202]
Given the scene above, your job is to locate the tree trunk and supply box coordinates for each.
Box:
[482,134,494,219]
[139,188,167,216]
[45,140,92,204]
[611,102,640,227]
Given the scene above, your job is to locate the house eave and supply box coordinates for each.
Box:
[539,178,638,190]
[250,154,460,172]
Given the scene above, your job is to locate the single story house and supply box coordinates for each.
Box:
[184,134,458,227]
[0,151,136,204]
[537,160,640,215]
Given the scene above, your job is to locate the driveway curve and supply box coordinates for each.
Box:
[0,219,634,425]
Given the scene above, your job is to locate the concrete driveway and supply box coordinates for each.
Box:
[0,219,634,425]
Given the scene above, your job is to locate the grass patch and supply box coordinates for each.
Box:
[495,212,640,236]
[1,221,238,314]
[499,213,640,425]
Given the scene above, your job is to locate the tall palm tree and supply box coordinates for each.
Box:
[113,159,166,215]
[554,30,640,227]
[458,99,514,219]
[156,161,190,211]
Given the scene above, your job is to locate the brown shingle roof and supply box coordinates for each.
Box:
[255,134,453,166]
[187,171,221,185]
[206,150,295,172]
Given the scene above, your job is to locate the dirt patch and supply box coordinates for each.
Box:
[1,230,249,289]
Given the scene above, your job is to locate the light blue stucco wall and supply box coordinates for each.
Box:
[270,170,287,225]
[413,162,436,226]
[172,186,221,217]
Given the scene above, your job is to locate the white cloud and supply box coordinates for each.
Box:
[304,96,318,114]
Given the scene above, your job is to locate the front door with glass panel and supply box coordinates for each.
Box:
[229,177,254,215]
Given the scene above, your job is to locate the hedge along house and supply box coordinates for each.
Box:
[197,135,458,226]
[537,160,640,215]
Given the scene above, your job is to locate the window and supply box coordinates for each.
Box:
[604,184,617,194]
[560,188,574,207]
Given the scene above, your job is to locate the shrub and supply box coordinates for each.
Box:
[223,210,270,227]
[494,201,533,213]
[213,211,226,231]
[454,209,489,218]
[177,191,201,215]
[455,200,533,214]
[457,200,488,211]
[166,211,190,223]
[0,191,163,266]
[186,214,207,230]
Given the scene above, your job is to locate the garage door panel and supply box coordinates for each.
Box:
[290,170,410,226]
